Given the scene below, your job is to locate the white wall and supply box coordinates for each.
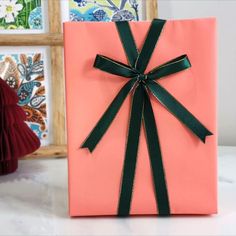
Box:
[158,0,236,146]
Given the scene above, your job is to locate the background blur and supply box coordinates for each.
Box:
[158,0,236,145]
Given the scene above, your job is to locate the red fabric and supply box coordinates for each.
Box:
[0,78,40,175]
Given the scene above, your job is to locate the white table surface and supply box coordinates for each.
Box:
[0,146,236,236]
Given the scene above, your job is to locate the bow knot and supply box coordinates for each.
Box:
[136,74,148,84]
[81,19,213,216]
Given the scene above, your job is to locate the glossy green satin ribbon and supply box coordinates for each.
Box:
[81,19,213,216]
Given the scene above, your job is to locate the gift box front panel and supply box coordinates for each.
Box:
[64,18,217,216]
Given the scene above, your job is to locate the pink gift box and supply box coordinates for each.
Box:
[64,18,217,216]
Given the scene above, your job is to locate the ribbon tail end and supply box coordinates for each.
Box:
[201,130,214,143]
[80,143,94,153]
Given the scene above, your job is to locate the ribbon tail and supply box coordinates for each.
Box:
[118,85,144,216]
[115,21,139,68]
[143,88,170,216]
[81,79,136,152]
[147,81,213,143]
[136,19,166,73]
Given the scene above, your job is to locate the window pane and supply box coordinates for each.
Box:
[68,0,144,22]
[0,47,51,146]
[0,0,47,33]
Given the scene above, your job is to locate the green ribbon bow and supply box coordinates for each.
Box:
[81,19,213,216]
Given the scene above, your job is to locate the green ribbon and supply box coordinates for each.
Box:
[81,19,213,216]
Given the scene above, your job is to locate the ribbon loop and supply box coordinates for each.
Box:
[94,55,138,78]
[148,55,191,80]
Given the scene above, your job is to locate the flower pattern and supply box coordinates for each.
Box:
[28,6,42,29]
[0,53,48,142]
[0,0,23,23]
[0,0,42,30]
[69,0,140,22]
[70,7,110,22]
[74,0,88,7]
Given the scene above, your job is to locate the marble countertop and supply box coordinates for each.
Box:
[0,146,235,236]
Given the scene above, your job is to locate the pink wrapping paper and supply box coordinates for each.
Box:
[64,18,217,216]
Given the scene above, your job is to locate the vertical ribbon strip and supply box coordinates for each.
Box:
[81,19,213,216]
